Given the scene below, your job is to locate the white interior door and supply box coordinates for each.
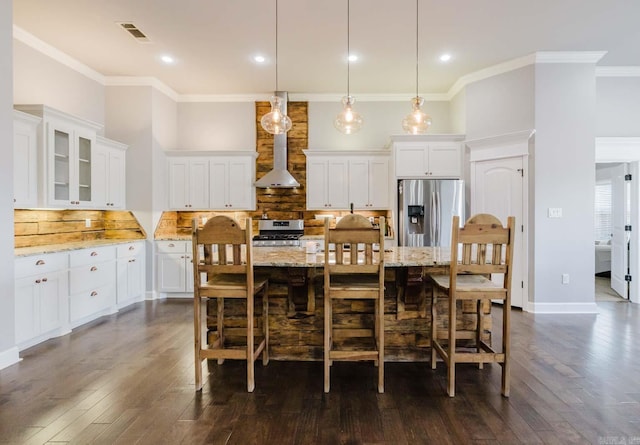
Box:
[610,163,629,297]
[472,156,526,309]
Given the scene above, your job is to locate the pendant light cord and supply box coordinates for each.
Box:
[347,0,351,96]
[415,0,419,99]
[275,0,279,90]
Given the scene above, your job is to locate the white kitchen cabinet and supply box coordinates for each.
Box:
[348,156,390,209]
[168,157,210,209]
[166,151,256,211]
[13,110,41,208]
[156,241,194,294]
[15,105,103,208]
[116,241,145,308]
[210,156,255,210]
[392,135,464,178]
[93,136,127,209]
[15,252,69,350]
[305,155,349,210]
[68,246,117,326]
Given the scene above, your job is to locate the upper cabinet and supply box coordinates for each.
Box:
[166,151,257,211]
[391,134,465,179]
[93,136,127,209]
[14,105,129,210]
[13,110,41,208]
[304,150,390,210]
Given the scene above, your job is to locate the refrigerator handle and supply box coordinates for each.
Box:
[435,191,441,245]
[430,191,436,244]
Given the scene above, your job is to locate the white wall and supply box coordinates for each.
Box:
[105,86,156,293]
[177,102,255,150]
[0,0,17,369]
[533,63,597,309]
[596,77,640,137]
[449,89,466,135]
[308,100,451,150]
[13,40,105,126]
[465,65,535,140]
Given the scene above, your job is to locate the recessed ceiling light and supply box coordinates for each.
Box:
[254,55,266,63]
[348,54,358,62]
[161,55,175,64]
[439,53,452,62]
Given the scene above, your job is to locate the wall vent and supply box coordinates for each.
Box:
[117,22,151,43]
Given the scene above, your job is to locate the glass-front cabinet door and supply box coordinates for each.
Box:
[48,121,95,207]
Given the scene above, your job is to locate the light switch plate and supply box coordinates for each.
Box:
[548,208,562,218]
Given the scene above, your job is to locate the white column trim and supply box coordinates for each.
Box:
[466,129,535,162]
[0,347,20,371]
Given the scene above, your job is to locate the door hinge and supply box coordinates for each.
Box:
[625,174,632,181]
[625,275,632,282]
[625,225,632,232]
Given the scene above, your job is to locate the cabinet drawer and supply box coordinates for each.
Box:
[15,253,67,278]
[69,261,115,294]
[117,242,144,258]
[69,246,116,267]
[156,240,190,253]
[69,284,115,323]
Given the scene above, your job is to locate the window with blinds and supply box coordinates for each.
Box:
[595,180,612,242]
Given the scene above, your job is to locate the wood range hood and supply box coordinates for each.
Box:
[254,91,300,189]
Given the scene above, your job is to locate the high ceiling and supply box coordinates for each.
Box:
[12,0,640,97]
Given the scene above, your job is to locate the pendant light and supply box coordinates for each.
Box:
[334,0,363,134]
[402,0,432,135]
[261,0,292,135]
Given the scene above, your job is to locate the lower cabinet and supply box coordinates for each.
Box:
[116,241,145,307]
[69,246,117,326]
[156,241,194,295]
[15,253,69,348]
[14,241,146,351]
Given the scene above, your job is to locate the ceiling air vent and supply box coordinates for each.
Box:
[117,22,151,43]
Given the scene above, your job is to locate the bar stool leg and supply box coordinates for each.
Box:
[263,283,270,366]
[247,293,255,393]
[324,293,331,393]
[431,287,438,370]
[194,296,203,391]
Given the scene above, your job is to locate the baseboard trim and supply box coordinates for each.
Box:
[528,302,599,314]
[146,291,159,300]
[0,346,20,371]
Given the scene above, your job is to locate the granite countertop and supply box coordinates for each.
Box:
[252,246,449,267]
[15,239,144,257]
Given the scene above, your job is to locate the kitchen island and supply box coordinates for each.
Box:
[207,246,492,362]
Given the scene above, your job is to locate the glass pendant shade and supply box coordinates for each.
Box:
[402,96,432,135]
[261,95,292,134]
[334,95,363,134]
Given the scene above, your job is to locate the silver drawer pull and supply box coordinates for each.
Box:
[91,291,98,296]
[168,243,175,247]
[129,245,135,250]
[90,266,98,272]
[36,259,45,265]
[35,279,41,284]
[90,251,98,257]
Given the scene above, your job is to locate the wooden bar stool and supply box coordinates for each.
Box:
[429,213,515,397]
[324,215,385,393]
[192,216,269,392]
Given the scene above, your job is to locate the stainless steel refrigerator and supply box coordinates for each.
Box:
[398,179,465,247]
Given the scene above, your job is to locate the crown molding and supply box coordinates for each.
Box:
[447,53,536,99]
[13,25,105,84]
[104,76,179,101]
[596,66,640,77]
[535,51,607,63]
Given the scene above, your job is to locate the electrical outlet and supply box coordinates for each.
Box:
[85,218,91,228]
[562,273,570,284]
[548,208,563,218]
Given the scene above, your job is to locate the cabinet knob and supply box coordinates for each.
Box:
[35,279,41,284]
[42,277,47,282]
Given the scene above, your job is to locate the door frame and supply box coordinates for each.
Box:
[596,137,640,304]
[466,130,533,311]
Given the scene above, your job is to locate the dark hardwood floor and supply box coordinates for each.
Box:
[1,299,639,444]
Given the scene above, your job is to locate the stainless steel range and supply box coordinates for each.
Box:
[252,219,304,247]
